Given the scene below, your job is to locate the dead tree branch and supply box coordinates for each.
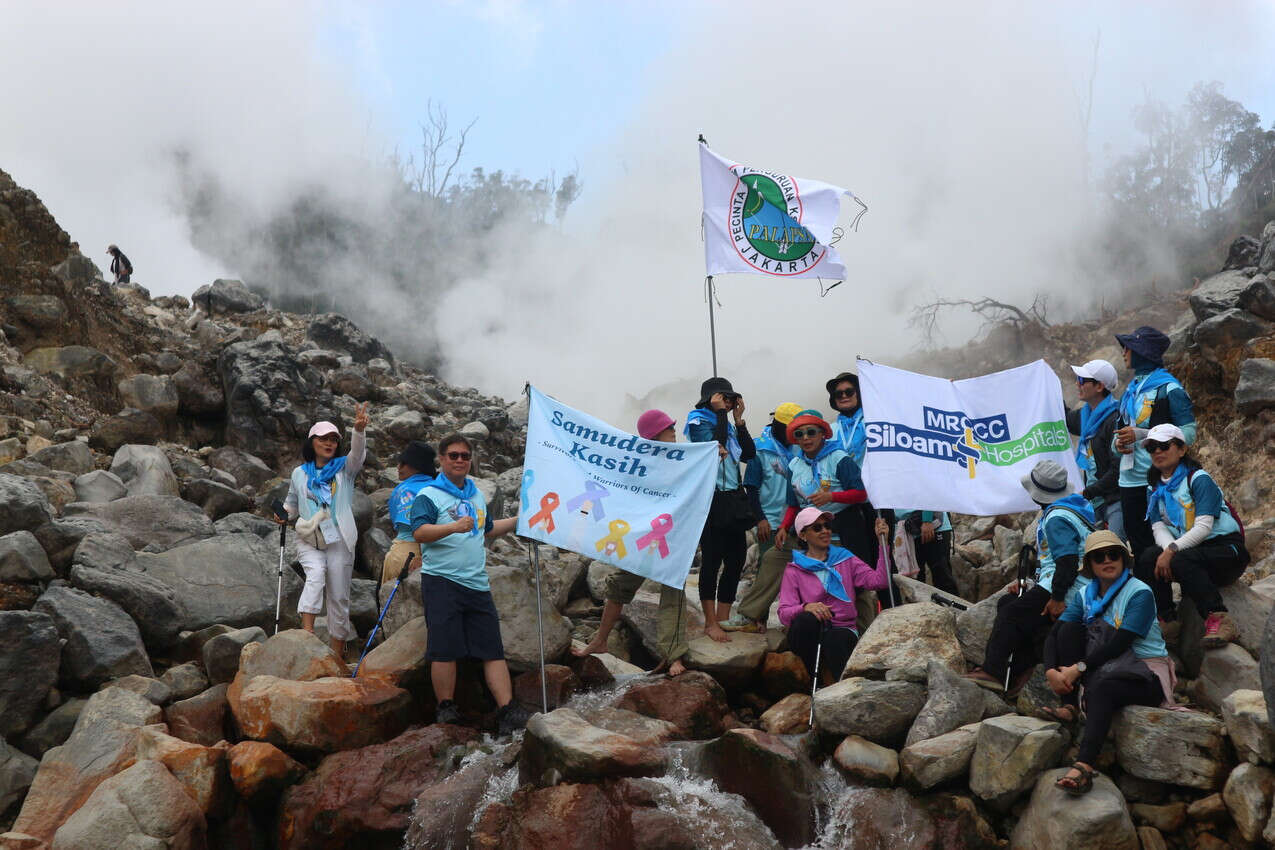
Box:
[909,294,1052,349]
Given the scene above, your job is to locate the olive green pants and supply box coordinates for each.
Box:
[605,568,690,663]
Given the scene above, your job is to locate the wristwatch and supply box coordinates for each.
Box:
[1075,661,1087,673]
[1167,542,1179,553]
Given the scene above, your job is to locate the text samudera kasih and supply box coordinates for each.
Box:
[549,409,688,478]
[866,406,1069,469]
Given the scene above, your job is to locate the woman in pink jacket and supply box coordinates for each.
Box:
[778,507,891,685]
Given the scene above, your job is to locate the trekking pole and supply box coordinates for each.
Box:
[808,619,828,727]
[876,509,896,608]
[271,500,289,635]
[352,553,415,678]
[529,540,549,713]
[1003,544,1032,692]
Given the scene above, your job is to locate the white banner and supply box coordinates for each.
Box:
[859,360,1081,515]
[516,387,718,588]
[700,144,857,280]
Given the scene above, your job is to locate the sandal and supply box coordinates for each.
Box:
[1034,704,1078,723]
[1055,762,1096,797]
[961,668,1006,693]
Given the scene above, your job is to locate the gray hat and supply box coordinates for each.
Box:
[1020,459,1073,505]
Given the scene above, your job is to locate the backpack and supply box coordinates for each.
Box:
[1187,469,1245,543]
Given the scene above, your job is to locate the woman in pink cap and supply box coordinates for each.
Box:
[281,402,370,659]
[778,507,891,685]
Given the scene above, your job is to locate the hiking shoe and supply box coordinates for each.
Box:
[1201,612,1238,648]
[436,700,461,725]
[720,614,764,633]
[497,701,533,736]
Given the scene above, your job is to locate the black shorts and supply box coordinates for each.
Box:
[422,573,505,662]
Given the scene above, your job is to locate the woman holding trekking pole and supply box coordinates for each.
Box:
[277,402,370,659]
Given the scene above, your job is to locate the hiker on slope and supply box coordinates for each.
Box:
[1066,359,1123,540]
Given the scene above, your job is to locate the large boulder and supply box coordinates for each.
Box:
[33,585,152,689]
[207,446,275,491]
[192,279,265,314]
[954,589,1004,667]
[63,494,215,550]
[813,678,927,747]
[1240,275,1275,320]
[759,693,812,735]
[236,628,348,684]
[1236,358,1275,415]
[832,735,899,787]
[1222,762,1275,843]
[68,562,186,650]
[165,684,231,748]
[217,336,326,462]
[0,613,60,737]
[355,616,429,691]
[181,478,252,520]
[116,373,179,421]
[969,715,1069,810]
[817,787,997,850]
[1263,599,1275,724]
[614,671,731,739]
[906,660,1000,746]
[899,722,982,790]
[133,533,302,632]
[684,632,769,685]
[202,626,267,685]
[521,708,666,786]
[0,531,53,583]
[404,750,507,850]
[489,564,570,672]
[171,360,226,417]
[89,407,164,452]
[22,345,116,381]
[306,313,393,364]
[109,444,179,497]
[0,474,54,536]
[0,739,38,814]
[48,760,206,850]
[1010,768,1138,850]
[1111,707,1230,790]
[1194,643,1261,712]
[15,698,85,760]
[1221,689,1275,765]
[226,740,306,801]
[277,724,475,849]
[26,441,93,476]
[1189,269,1252,320]
[229,675,411,753]
[700,728,816,847]
[846,602,964,678]
[71,470,127,503]
[134,727,230,816]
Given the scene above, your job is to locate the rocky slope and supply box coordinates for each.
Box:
[2,169,1275,848]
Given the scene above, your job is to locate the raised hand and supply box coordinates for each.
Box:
[353,401,370,432]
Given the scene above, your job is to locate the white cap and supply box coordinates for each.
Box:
[1143,423,1186,446]
[1070,359,1119,391]
[307,421,340,438]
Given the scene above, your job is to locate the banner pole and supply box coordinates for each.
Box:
[530,540,548,713]
[707,275,718,377]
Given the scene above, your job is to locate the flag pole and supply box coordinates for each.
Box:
[707,275,718,377]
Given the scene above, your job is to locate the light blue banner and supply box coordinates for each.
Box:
[517,386,717,588]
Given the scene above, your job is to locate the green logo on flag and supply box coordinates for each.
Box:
[738,174,817,262]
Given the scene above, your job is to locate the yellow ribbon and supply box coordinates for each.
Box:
[595,519,630,559]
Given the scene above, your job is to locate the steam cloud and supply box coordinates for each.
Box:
[2,1,1271,424]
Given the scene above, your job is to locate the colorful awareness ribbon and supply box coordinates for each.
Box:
[519,469,535,511]
[595,519,630,559]
[635,514,674,559]
[565,479,609,521]
[528,492,560,534]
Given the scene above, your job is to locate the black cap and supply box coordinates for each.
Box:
[399,441,436,475]
[698,376,735,407]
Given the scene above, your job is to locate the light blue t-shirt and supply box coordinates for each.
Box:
[409,481,494,591]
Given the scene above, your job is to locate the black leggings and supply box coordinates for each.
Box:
[982,585,1052,681]
[699,522,747,603]
[1049,621,1162,765]
[915,531,959,596]
[787,611,858,683]
[1132,533,1249,619]
[1120,486,1152,561]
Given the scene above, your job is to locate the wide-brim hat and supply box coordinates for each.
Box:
[787,410,833,442]
[697,376,735,407]
[1080,530,1132,577]
[1115,326,1170,365]
[1019,459,1073,504]
[825,370,860,411]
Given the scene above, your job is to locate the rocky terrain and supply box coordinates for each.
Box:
[3,166,1275,848]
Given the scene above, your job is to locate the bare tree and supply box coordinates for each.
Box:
[1072,29,1100,189]
[403,100,477,198]
[909,294,1051,349]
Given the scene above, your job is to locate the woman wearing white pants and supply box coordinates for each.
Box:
[282,403,369,657]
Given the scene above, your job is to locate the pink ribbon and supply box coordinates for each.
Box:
[635,514,674,559]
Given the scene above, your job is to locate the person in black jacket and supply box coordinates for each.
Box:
[107,245,132,284]
[1066,359,1123,540]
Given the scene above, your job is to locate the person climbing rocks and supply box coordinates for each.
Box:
[721,402,802,633]
[964,459,1095,696]
[280,404,370,660]
[409,433,530,734]
[892,509,960,596]
[572,410,691,675]
[1066,359,1123,540]
[106,244,132,284]
[381,440,435,588]
[1112,326,1196,560]
[685,377,756,642]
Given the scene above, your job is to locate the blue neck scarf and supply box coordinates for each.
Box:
[1145,462,1189,529]
[836,410,866,464]
[797,439,841,485]
[1075,395,1117,472]
[432,474,478,502]
[791,546,853,602]
[302,455,347,506]
[1040,495,1096,546]
[1119,368,1177,425]
[685,408,741,462]
[1083,567,1133,622]
[753,425,793,464]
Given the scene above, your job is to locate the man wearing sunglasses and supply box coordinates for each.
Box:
[409,434,528,734]
[1066,359,1123,541]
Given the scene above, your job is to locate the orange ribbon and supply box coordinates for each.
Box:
[528,492,560,533]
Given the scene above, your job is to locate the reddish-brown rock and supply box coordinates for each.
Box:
[613,671,730,739]
[278,724,477,849]
[760,693,813,734]
[761,651,812,699]
[701,728,816,847]
[355,616,428,692]
[135,727,230,816]
[404,750,508,850]
[164,684,230,747]
[230,675,412,753]
[520,709,666,786]
[226,741,306,801]
[512,665,579,711]
[564,652,615,690]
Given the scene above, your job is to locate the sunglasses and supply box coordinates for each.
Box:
[1145,441,1177,453]
[1089,547,1125,565]
[804,522,831,533]
[834,388,858,398]
[445,451,472,461]
[1076,377,1096,385]
[313,434,339,443]
[793,427,823,439]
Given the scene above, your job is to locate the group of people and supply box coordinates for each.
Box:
[271,323,1250,761]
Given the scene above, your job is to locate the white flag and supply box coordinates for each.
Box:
[516,387,718,588]
[699,144,856,280]
[859,360,1082,515]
